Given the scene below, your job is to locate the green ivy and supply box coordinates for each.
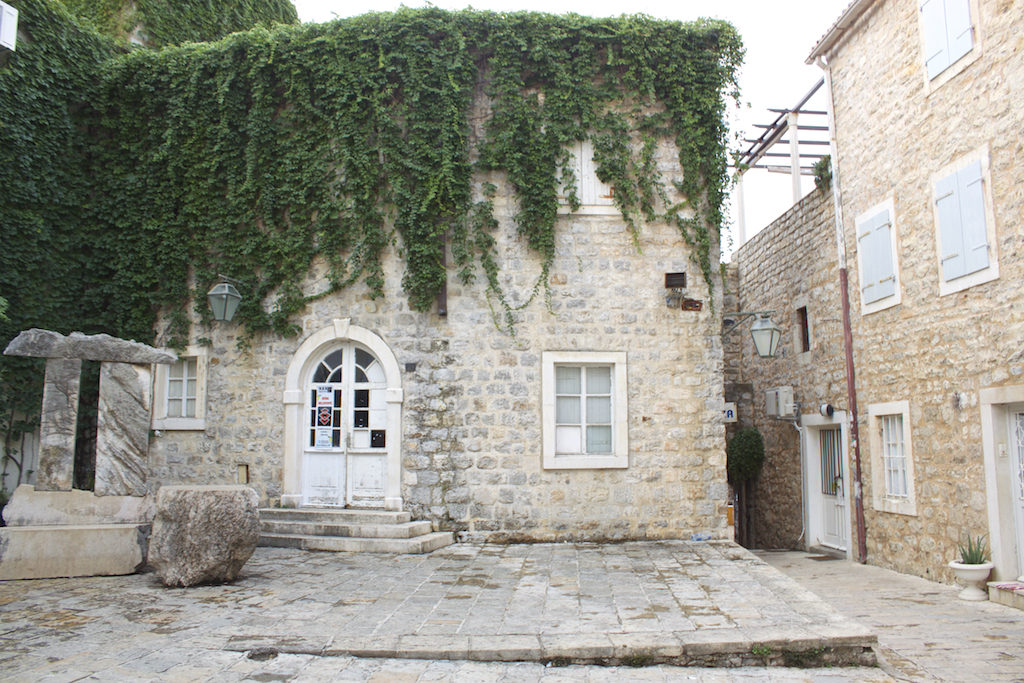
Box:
[0,1,742,442]
[60,0,298,46]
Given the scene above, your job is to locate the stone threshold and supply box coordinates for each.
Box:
[988,581,1024,611]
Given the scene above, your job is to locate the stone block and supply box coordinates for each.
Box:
[0,524,147,580]
[1,485,154,526]
[95,362,152,497]
[148,485,259,587]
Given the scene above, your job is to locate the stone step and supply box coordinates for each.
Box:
[259,508,412,525]
[259,531,454,554]
[988,580,1024,610]
[260,518,433,539]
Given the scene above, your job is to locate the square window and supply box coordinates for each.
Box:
[542,351,627,469]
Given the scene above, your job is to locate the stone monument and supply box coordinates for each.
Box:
[1,329,176,580]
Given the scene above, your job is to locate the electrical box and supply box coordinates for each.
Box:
[0,1,17,52]
[765,386,795,417]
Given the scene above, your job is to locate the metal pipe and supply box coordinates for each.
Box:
[817,54,868,564]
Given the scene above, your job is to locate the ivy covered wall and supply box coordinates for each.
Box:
[0,0,742,472]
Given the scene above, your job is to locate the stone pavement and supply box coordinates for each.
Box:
[0,540,883,681]
[759,550,1024,682]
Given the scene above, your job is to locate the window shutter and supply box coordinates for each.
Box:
[957,161,989,275]
[920,0,949,78]
[857,209,896,303]
[580,139,614,205]
[943,0,974,67]
[0,2,17,51]
[935,172,966,281]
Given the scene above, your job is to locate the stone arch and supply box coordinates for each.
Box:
[281,319,403,510]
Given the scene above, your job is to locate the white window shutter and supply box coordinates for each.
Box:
[857,209,895,303]
[0,1,18,52]
[920,0,949,79]
[956,161,989,275]
[579,139,614,206]
[943,0,974,67]
[935,172,966,281]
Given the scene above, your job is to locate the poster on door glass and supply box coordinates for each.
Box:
[316,385,333,406]
[314,427,333,448]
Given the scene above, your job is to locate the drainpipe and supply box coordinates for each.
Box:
[816,55,868,564]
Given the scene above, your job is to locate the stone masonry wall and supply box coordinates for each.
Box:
[146,128,730,542]
[826,0,1024,580]
[730,188,846,549]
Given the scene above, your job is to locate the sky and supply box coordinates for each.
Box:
[291,0,851,259]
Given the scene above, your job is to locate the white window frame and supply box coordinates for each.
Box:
[152,345,208,431]
[918,0,981,90]
[931,146,998,296]
[854,198,902,315]
[868,401,917,516]
[542,351,627,469]
[557,138,617,216]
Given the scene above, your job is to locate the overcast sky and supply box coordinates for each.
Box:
[291,0,851,258]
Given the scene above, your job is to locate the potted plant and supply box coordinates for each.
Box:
[948,535,994,601]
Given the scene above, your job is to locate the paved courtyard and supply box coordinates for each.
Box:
[1,542,1022,681]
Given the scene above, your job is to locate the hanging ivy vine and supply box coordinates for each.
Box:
[2,0,742,353]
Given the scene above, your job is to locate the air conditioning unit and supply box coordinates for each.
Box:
[765,386,795,417]
[0,0,17,52]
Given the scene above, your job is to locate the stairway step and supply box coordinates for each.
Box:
[988,581,1024,611]
[259,531,454,554]
[259,508,412,525]
[260,519,433,539]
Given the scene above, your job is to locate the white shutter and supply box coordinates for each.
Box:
[857,209,896,303]
[580,139,614,206]
[920,0,949,79]
[0,1,18,52]
[935,171,966,281]
[943,0,974,67]
[956,161,989,276]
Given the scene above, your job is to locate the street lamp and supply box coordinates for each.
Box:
[207,278,242,322]
[723,311,782,358]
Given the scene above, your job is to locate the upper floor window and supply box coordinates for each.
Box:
[558,139,615,213]
[855,199,901,314]
[919,0,975,81]
[931,147,998,296]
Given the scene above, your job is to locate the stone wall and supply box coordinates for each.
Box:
[146,134,730,542]
[729,189,846,549]
[824,0,1024,580]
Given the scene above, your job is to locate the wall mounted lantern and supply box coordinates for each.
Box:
[207,276,242,322]
[723,311,782,358]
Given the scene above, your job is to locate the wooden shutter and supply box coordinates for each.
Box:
[920,0,950,78]
[857,209,896,303]
[0,1,17,51]
[935,172,966,281]
[579,139,614,206]
[944,0,974,67]
[957,161,989,275]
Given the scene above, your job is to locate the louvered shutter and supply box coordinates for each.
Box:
[920,0,950,78]
[943,0,974,67]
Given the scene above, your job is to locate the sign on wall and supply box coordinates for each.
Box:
[723,402,737,423]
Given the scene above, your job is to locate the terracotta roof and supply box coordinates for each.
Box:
[806,0,878,64]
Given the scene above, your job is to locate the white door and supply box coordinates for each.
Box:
[1010,409,1024,580]
[302,346,388,508]
[819,427,848,550]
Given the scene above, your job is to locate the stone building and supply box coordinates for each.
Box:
[733,0,1024,585]
[146,151,729,542]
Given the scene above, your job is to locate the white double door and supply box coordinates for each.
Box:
[302,345,387,508]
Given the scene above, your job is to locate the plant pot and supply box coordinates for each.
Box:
[948,560,994,601]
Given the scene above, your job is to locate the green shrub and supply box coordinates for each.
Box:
[727,427,764,485]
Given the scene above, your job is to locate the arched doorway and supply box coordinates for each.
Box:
[281,319,403,510]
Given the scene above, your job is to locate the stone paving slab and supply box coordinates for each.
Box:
[0,540,875,678]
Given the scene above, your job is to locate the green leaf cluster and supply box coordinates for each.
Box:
[726,426,765,485]
[60,0,298,46]
[0,1,742,445]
